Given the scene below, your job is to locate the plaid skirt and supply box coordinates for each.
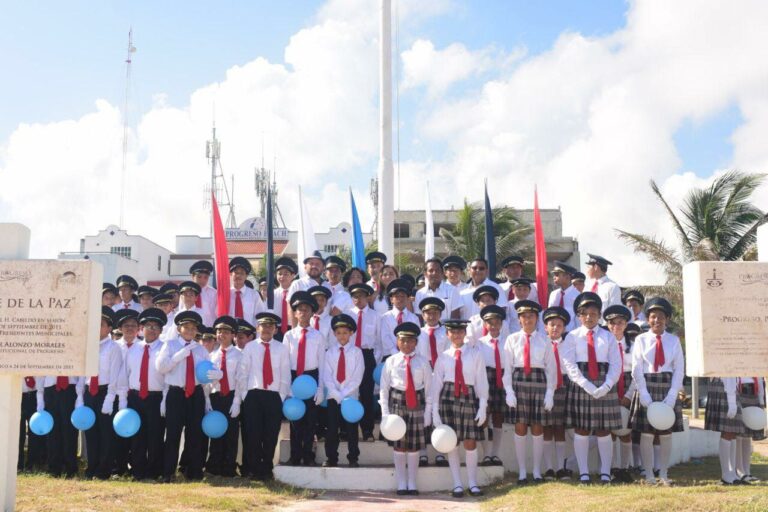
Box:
[628,372,684,434]
[544,374,570,425]
[566,362,622,431]
[739,384,766,440]
[388,388,427,450]
[486,366,506,416]
[438,382,484,442]
[704,379,743,435]
[507,367,552,426]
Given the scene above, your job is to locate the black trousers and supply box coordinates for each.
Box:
[206,392,239,475]
[128,390,164,480]
[325,399,360,463]
[289,369,318,463]
[83,385,114,479]
[44,385,78,476]
[163,385,205,480]
[359,349,377,435]
[239,409,250,476]
[18,391,46,471]
[243,389,283,478]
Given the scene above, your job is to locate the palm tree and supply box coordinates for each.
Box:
[439,198,534,274]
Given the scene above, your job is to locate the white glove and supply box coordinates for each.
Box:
[206,369,224,381]
[75,396,84,409]
[118,397,127,411]
[380,404,390,417]
[543,390,554,412]
[36,395,45,413]
[582,382,598,396]
[640,391,653,408]
[205,396,212,413]
[592,383,610,399]
[726,400,737,419]
[101,395,115,415]
[160,397,166,417]
[424,407,432,427]
[474,405,487,426]
[663,392,677,409]
[171,344,193,363]
[432,404,443,427]
[229,400,241,418]
[330,391,342,404]
[314,387,324,406]
[506,392,517,409]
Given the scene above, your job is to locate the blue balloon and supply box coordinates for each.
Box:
[319,387,329,408]
[282,397,306,421]
[291,374,318,400]
[113,408,141,438]
[30,411,54,436]
[341,398,364,423]
[202,411,228,439]
[195,360,214,384]
[373,363,384,385]
[71,405,96,431]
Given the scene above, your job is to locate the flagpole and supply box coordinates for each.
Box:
[377,0,394,258]
[425,181,434,260]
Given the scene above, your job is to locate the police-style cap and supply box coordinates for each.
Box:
[501,255,524,268]
[624,322,642,337]
[574,292,602,312]
[229,256,252,274]
[324,255,347,272]
[237,318,255,334]
[174,310,203,327]
[255,312,281,326]
[442,255,466,270]
[472,285,499,303]
[159,282,179,295]
[308,285,332,300]
[275,256,298,273]
[102,282,118,295]
[386,278,411,296]
[138,307,167,326]
[179,281,201,295]
[644,297,673,317]
[510,277,534,287]
[480,304,506,321]
[213,315,238,332]
[394,322,420,338]
[571,272,586,283]
[101,306,116,326]
[514,300,541,315]
[303,250,324,265]
[349,283,374,296]
[115,308,140,327]
[365,251,387,264]
[419,297,445,312]
[258,277,268,285]
[137,285,158,298]
[443,319,469,330]
[603,304,631,322]
[551,261,578,275]
[201,327,217,340]
[586,253,613,270]
[543,306,570,326]
[189,260,213,275]
[116,275,138,290]
[244,280,254,289]
[331,313,357,332]
[152,293,173,305]
[622,289,645,305]
[290,291,319,312]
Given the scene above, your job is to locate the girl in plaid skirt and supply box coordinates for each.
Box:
[629,297,684,486]
[431,319,489,498]
[477,305,509,467]
[379,322,433,496]
[541,307,572,480]
[705,377,744,485]
[561,293,623,485]
[503,300,557,484]
[736,377,765,483]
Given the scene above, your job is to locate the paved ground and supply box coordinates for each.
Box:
[274,490,481,512]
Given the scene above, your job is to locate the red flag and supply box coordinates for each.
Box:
[533,186,548,306]
[212,192,230,316]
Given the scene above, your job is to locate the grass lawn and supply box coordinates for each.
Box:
[481,454,768,512]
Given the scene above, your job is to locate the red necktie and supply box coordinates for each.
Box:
[281,290,288,334]
[24,376,35,389]
[508,286,514,301]
[355,310,363,348]
[653,334,665,372]
[234,290,244,319]
[454,350,467,397]
[405,355,417,409]
[396,310,403,325]
[617,342,625,399]
[491,339,502,388]
[590,280,599,293]
[313,315,320,330]
[185,345,195,398]
[428,327,438,368]
[89,376,99,396]
[297,328,307,375]
[337,347,346,383]
[262,342,273,388]
[559,290,564,308]
[552,341,563,389]
[139,344,150,399]
[220,348,230,396]
[523,333,532,375]
[195,294,202,308]
[124,303,130,309]
[586,329,599,381]
[56,376,69,391]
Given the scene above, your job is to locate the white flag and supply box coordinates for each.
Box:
[297,186,319,277]
[425,181,434,260]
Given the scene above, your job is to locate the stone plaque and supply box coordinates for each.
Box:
[0,260,102,375]
[683,261,768,377]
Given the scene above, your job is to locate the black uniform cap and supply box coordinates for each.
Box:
[542,306,570,326]
[138,307,167,326]
[101,306,116,326]
[115,308,140,327]
[472,285,499,303]
[331,313,357,332]
[189,260,213,275]
[480,304,506,321]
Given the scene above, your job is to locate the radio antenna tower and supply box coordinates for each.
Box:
[118,28,136,228]
[254,134,286,228]
[205,123,237,234]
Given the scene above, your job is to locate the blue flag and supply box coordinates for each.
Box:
[266,188,275,310]
[350,189,365,269]
[484,181,496,276]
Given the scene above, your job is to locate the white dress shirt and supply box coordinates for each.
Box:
[199,285,218,328]
[460,279,509,319]
[500,281,539,305]
[477,334,509,369]
[506,299,545,334]
[155,337,211,387]
[561,324,622,390]
[85,336,124,398]
[445,279,469,294]
[287,275,322,301]
[272,286,292,328]
[350,305,382,360]
[584,275,621,313]
[415,282,461,320]
[119,339,166,393]
[235,338,291,400]
[112,300,143,313]
[548,285,580,330]
[283,325,325,381]
[229,285,266,324]
[431,345,489,403]
[209,345,242,394]
[380,352,433,411]
[502,329,557,397]
[160,310,177,342]
[379,307,420,356]
[324,281,353,314]
[372,294,391,315]
[615,336,636,400]
[310,312,332,348]
[323,343,365,400]
[466,313,510,347]
[417,324,450,367]
[631,331,685,399]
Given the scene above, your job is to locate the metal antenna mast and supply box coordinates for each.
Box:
[118,28,136,228]
[254,137,286,228]
[205,124,237,234]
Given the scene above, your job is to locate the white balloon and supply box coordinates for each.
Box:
[431,424,458,454]
[742,406,767,431]
[647,402,675,431]
[612,406,631,436]
[380,414,407,441]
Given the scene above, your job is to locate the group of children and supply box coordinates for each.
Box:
[16,251,765,495]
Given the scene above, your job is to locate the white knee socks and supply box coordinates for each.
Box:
[465,448,479,488]
[394,451,407,490]
[555,441,566,471]
[597,435,613,477]
[653,444,660,471]
[532,434,544,479]
[620,441,632,469]
[447,448,462,488]
[719,439,734,483]
[640,434,655,482]
[573,434,590,478]
[514,433,527,479]
[406,451,419,490]
[492,427,503,458]
[658,434,672,480]
[542,439,553,473]
[632,443,642,468]
[739,437,752,477]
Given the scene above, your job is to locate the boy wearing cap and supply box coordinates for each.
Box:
[466,286,509,347]
[380,279,420,360]
[629,297,684,486]
[432,319,489,498]
[500,256,538,305]
[571,272,586,293]
[365,251,387,295]
[137,286,158,311]
[324,256,353,315]
[159,282,181,311]
[229,257,266,324]
[103,283,119,307]
[541,307,572,480]
[561,292,623,484]
[190,260,217,328]
[113,308,143,476]
[415,258,462,321]
[152,293,177,342]
[177,281,205,318]
[477,305,509,468]
[308,286,333,344]
[442,256,468,294]
[118,307,168,481]
[548,261,579,331]
[348,283,382,441]
[234,312,291,480]
[235,318,257,476]
[113,275,142,312]
[380,322,432,495]
[584,254,621,312]
[156,311,212,482]
[284,292,325,466]
[323,314,365,467]
[273,257,298,341]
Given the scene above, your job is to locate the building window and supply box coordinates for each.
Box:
[110,246,131,259]
[394,223,410,239]
[324,244,341,253]
[157,256,161,271]
[167,260,171,275]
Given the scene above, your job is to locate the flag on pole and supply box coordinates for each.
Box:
[266,187,275,310]
[350,189,366,269]
[211,191,230,316]
[297,186,319,278]
[424,182,434,260]
[533,186,549,306]
[483,180,497,276]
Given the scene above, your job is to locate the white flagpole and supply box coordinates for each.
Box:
[425,181,434,260]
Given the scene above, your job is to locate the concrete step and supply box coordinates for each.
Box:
[279,438,456,465]
[274,464,505,492]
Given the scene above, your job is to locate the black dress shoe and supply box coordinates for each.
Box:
[348,460,359,468]
[322,460,338,467]
[517,478,528,486]
[396,489,409,496]
[303,460,317,467]
[434,455,448,467]
[468,486,484,497]
[544,469,556,479]
[407,489,420,496]
[419,456,429,467]
[286,458,302,466]
[451,486,464,498]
